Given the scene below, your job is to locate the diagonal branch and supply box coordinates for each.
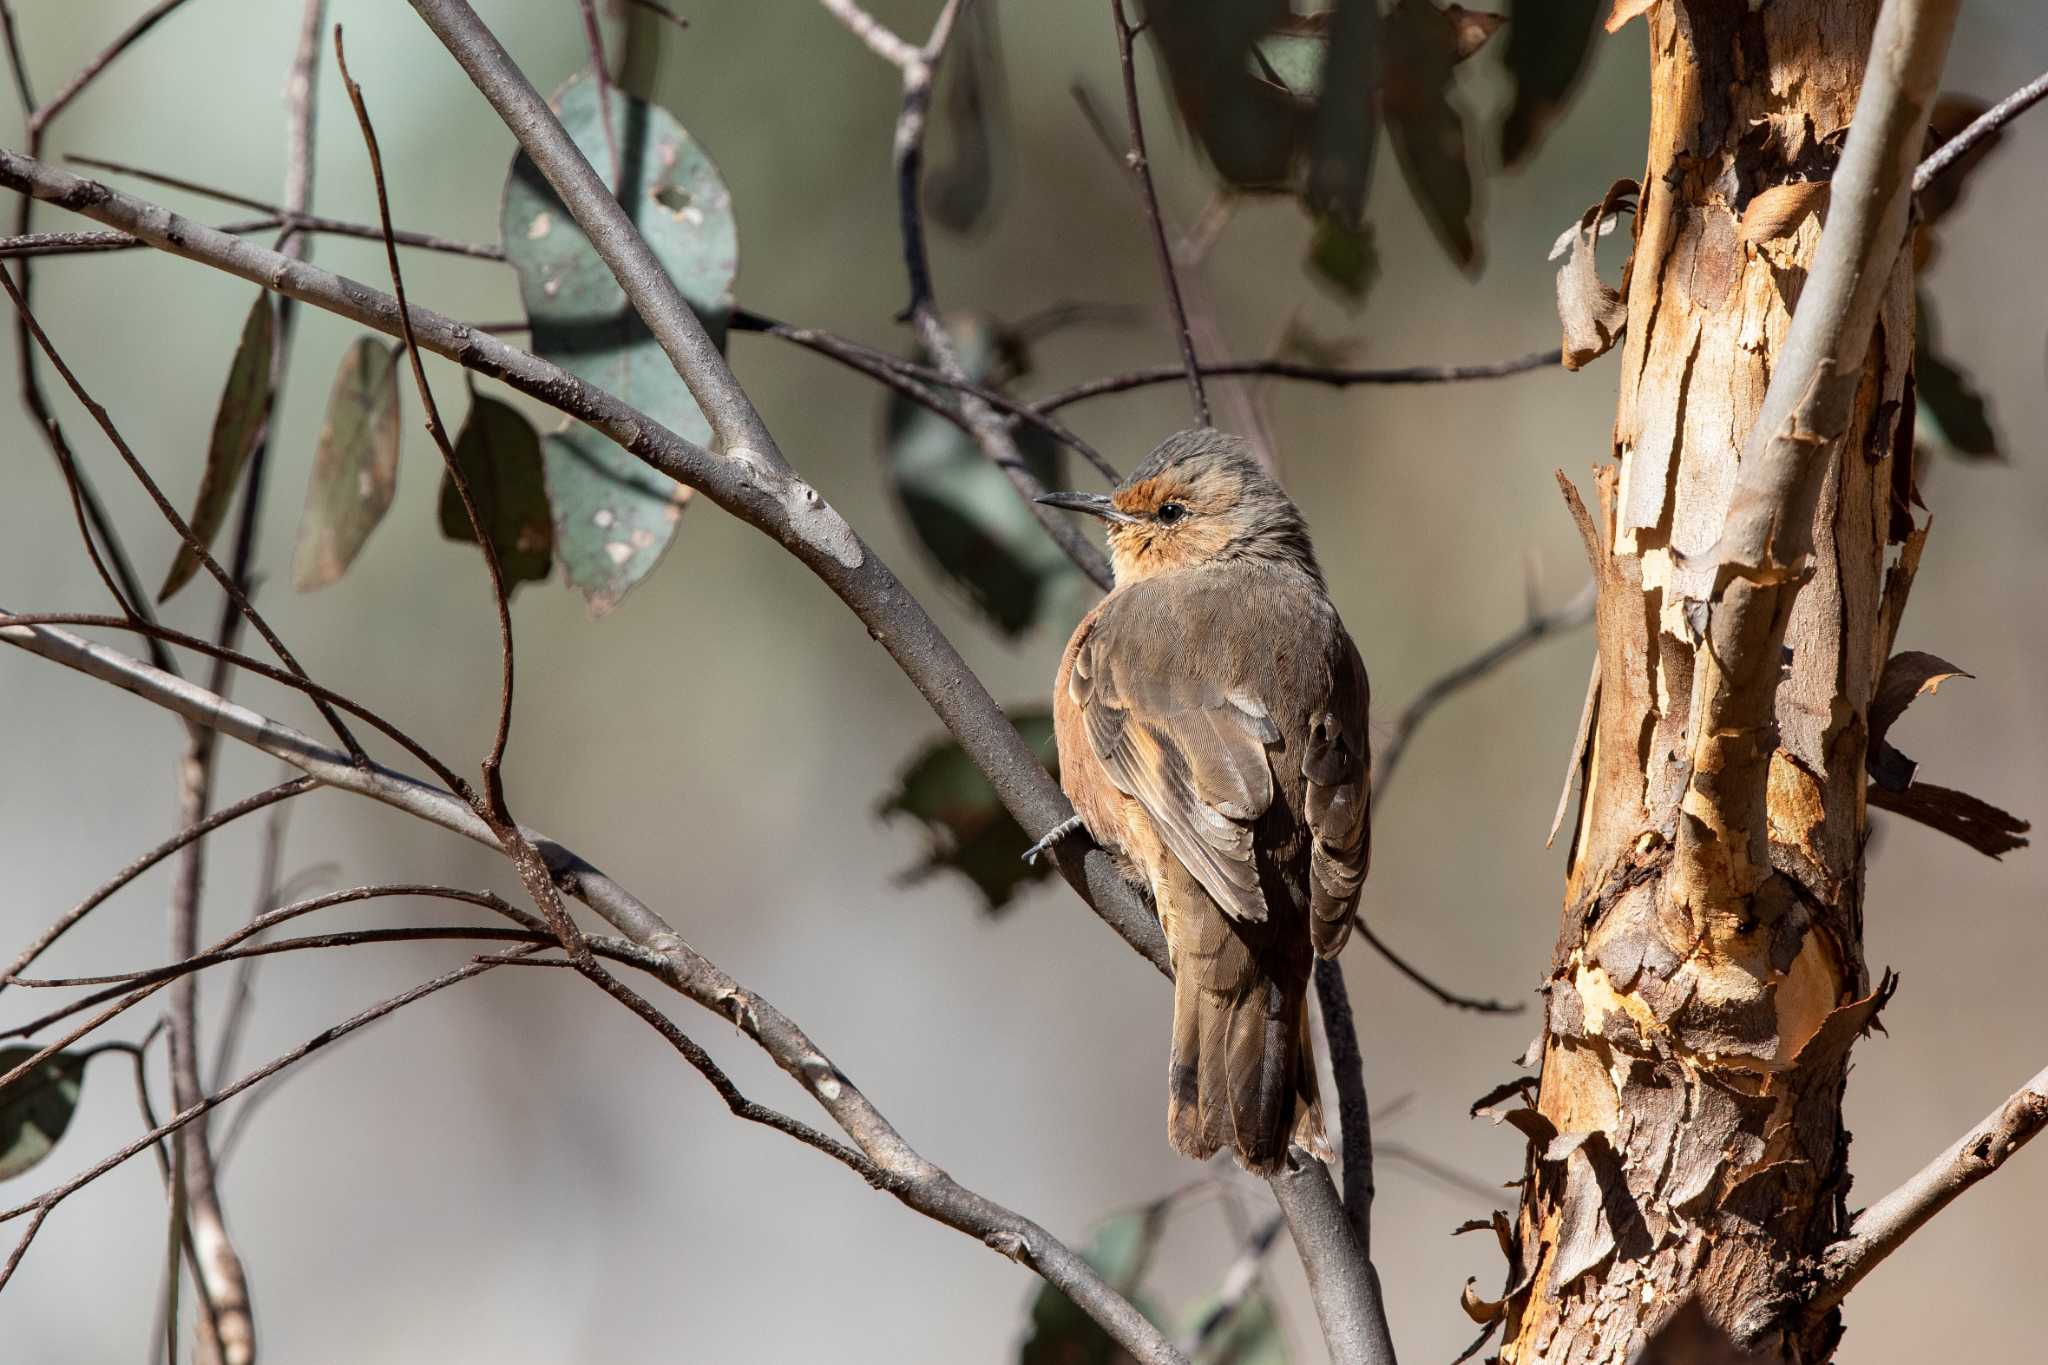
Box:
[0,148,1168,973]
[1808,1064,2048,1318]
[0,617,1186,1365]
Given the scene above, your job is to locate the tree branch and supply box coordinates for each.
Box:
[0,148,1168,974]
[0,617,1186,1365]
[1913,69,2048,193]
[1808,1064,2048,1318]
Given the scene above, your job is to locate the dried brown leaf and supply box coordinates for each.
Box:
[1867,649,1971,789]
[1459,1277,1504,1324]
[1738,180,1830,242]
[1869,782,2032,859]
[1604,0,1659,32]
[1556,180,1636,369]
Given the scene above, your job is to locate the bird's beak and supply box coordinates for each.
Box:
[1034,490,1137,524]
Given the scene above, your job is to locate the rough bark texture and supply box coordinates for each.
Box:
[1497,4,1916,1361]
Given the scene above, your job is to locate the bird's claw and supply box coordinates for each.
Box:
[1022,815,1085,866]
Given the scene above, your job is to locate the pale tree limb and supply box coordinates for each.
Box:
[1808,1065,2048,1318]
[0,617,1187,1365]
[1913,69,2048,193]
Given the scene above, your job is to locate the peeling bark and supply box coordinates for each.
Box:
[1500,4,1917,1361]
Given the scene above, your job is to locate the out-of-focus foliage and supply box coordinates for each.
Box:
[0,1048,86,1183]
[159,293,274,603]
[292,337,403,592]
[439,395,555,590]
[877,708,1061,913]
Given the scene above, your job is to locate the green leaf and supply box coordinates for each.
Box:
[926,0,1005,233]
[1176,1291,1290,1365]
[1915,295,2000,460]
[1302,0,1380,233]
[501,72,737,613]
[0,1047,87,1181]
[884,315,1072,637]
[1498,0,1602,168]
[159,293,275,603]
[1384,0,1482,271]
[440,396,554,589]
[1019,1210,1169,1365]
[1306,217,1379,306]
[1142,0,1302,191]
[877,708,1059,915]
[292,337,403,591]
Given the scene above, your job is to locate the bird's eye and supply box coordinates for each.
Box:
[1155,502,1188,526]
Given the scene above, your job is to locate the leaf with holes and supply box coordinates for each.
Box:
[1383,0,1482,271]
[877,708,1060,915]
[159,293,274,603]
[0,1048,87,1181]
[1500,0,1604,167]
[502,72,737,613]
[440,396,554,590]
[292,337,403,591]
[883,315,1073,637]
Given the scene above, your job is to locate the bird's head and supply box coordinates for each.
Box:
[1036,428,1322,586]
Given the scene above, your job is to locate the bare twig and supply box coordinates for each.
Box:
[0,952,533,1294]
[27,0,200,136]
[1352,921,1520,1016]
[0,618,1187,1365]
[207,778,301,1089]
[1913,69,2048,193]
[817,0,924,72]
[1105,0,1207,426]
[575,0,622,190]
[1033,348,1563,415]
[0,778,314,992]
[1808,1065,2048,1317]
[1373,581,1597,799]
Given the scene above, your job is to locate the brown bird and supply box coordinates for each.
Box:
[1029,429,1371,1174]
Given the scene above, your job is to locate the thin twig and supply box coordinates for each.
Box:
[623,0,689,30]
[574,0,622,191]
[0,953,533,1293]
[1374,581,1597,800]
[208,775,302,1089]
[1808,1064,2048,1317]
[1913,69,2048,193]
[1353,921,1521,1016]
[1034,348,1564,415]
[27,0,200,136]
[0,778,315,992]
[1106,0,1207,426]
[0,615,1185,1365]
[0,269,364,759]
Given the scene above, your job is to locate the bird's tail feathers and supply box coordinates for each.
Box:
[1167,959,1326,1175]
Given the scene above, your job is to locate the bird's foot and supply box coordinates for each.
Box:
[1021,815,1085,866]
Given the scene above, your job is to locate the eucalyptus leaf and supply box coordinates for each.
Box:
[1176,1291,1291,1365]
[926,0,1005,233]
[0,1047,87,1182]
[292,337,403,591]
[1307,217,1379,306]
[877,708,1059,915]
[1142,0,1301,190]
[1499,0,1602,167]
[501,72,737,613]
[1914,294,1999,460]
[159,293,274,603]
[883,315,1072,637]
[1384,0,1482,271]
[440,396,554,589]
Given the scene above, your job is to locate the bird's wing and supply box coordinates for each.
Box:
[1303,630,1370,957]
[1069,585,1280,923]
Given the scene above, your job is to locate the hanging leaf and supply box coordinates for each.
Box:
[1499,0,1604,167]
[1306,216,1379,306]
[439,395,554,589]
[292,337,403,591]
[1383,0,1482,271]
[0,1047,87,1181]
[1019,1209,1169,1365]
[1142,0,1301,191]
[883,315,1073,637]
[925,0,1006,233]
[877,708,1060,915]
[1914,294,2000,460]
[159,293,275,603]
[502,72,737,613]
[1301,0,1380,233]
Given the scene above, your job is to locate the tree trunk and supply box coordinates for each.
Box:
[1500,3,1917,1360]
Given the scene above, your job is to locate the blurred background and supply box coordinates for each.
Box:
[2,1,2043,1360]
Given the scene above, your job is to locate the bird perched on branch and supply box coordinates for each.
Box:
[1029,428,1370,1173]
